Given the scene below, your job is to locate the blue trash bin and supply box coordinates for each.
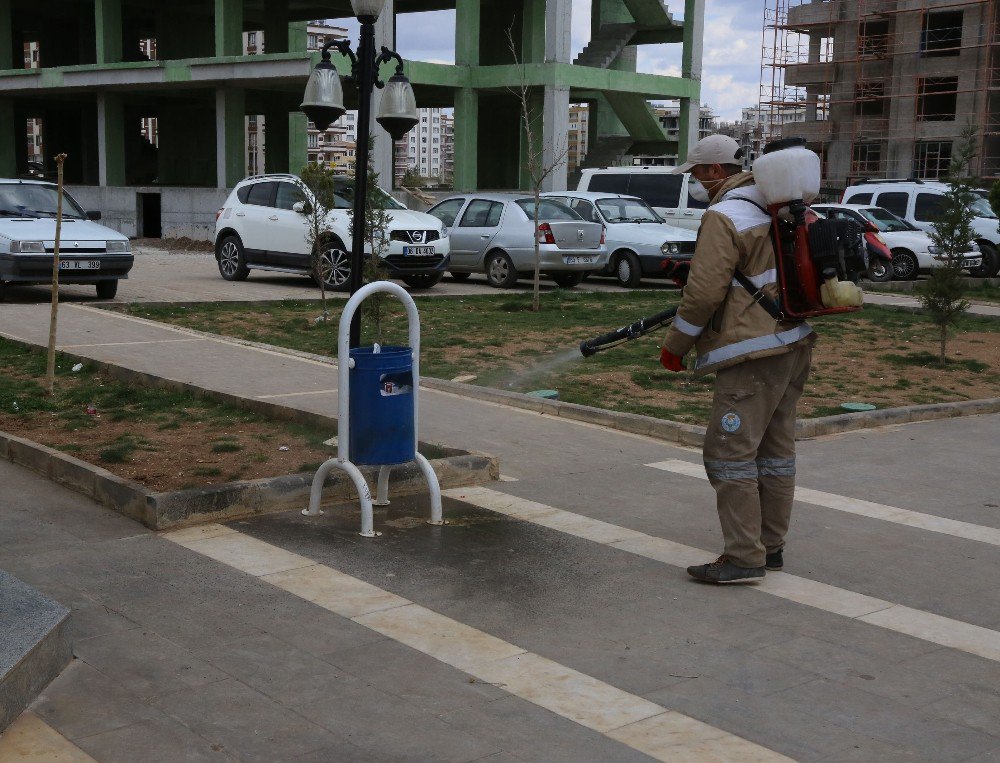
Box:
[348,346,416,466]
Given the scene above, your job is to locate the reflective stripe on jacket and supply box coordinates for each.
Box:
[662,172,814,376]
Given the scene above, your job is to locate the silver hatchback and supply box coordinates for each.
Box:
[427,193,608,288]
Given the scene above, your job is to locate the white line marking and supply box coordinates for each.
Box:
[497,474,520,482]
[445,486,1000,663]
[257,389,339,399]
[57,338,205,349]
[165,524,789,762]
[646,458,1000,548]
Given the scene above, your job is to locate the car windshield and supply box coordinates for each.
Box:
[969,195,997,219]
[330,178,406,210]
[0,183,86,219]
[596,197,662,223]
[515,199,582,220]
[859,207,914,233]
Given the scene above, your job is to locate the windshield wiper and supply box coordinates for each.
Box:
[0,208,38,217]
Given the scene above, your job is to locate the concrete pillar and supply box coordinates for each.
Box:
[521,0,545,64]
[288,21,307,52]
[545,0,571,63]
[370,0,395,190]
[264,109,287,173]
[216,88,245,187]
[263,0,289,53]
[95,0,122,64]
[540,0,571,191]
[0,100,14,176]
[97,93,125,186]
[455,0,480,66]
[678,0,705,161]
[288,111,308,173]
[453,88,478,191]
[215,0,243,57]
[0,0,12,70]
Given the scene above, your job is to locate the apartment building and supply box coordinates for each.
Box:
[568,104,590,175]
[763,0,1000,188]
[631,105,717,166]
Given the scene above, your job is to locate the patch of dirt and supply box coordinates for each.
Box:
[0,408,334,493]
[133,237,214,253]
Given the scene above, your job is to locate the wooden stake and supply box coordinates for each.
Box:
[45,153,67,395]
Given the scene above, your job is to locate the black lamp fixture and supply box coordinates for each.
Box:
[299,0,420,348]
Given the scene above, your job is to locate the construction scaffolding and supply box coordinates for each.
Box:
[759,0,1000,189]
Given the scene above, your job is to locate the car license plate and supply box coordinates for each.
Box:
[403,246,435,256]
[565,256,596,265]
[965,257,982,268]
[59,260,100,270]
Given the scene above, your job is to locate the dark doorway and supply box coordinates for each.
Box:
[137,192,161,238]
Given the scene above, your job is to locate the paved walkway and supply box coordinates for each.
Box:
[1,302,999,760]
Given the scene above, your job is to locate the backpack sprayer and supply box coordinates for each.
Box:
[579,137,866,358]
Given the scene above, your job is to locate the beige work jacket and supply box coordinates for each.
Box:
[662,172,814,376]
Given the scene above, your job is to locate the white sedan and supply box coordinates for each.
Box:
[813,203,982,281]
[542,191,696,287]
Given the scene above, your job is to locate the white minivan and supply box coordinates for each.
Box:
[577,167,707,231]
[842,180,1000,277]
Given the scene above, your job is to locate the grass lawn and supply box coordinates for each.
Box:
[0,340,338,491]
[122,291,1000,425]
[867,282,1000,305]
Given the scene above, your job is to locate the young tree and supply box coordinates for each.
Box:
[299,162,339,323]
[917,123,975,363]
[506,28,569,312]
[45,153,68,395]
[401,166,423,189]
[349,135,393,343]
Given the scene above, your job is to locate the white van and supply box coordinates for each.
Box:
[577,166,708,231]
[842,179,1000,277]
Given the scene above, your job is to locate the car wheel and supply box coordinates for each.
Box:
[313,241,352,291]
[614,251,642,288]
[218,235,250,281]
[450,271,471,282]
[866,258,893,283]
[971,242,1000,278]
[552,272,584,289]
[95,280,118,299]
[485,251,518,288]
[402,272,444,289]
[890,249,919,281]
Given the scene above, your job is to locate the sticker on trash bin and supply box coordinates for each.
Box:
[379,372,412,397]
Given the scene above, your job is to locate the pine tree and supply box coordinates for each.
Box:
[917,124,975,364]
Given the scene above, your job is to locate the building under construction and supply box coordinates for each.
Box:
[761,0,1000,190]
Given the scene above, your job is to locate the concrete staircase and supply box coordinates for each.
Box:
[573,23,638,68]
[570,136,635,185]
[0,570,72,731]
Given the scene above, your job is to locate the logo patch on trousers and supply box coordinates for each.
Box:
[720,412,742,433]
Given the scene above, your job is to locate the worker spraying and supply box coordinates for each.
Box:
[583,134,866,583]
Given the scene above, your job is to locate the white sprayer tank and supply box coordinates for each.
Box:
[753,143,821,206]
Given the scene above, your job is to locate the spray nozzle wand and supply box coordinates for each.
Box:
[579,306,678,357]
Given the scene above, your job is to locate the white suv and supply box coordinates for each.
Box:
[577,167,708,231]
[842,180,1000,277]
[214,174,450,290]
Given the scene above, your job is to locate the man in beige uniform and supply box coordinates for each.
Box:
[660,135,815,583]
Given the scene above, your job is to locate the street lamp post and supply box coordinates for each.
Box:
[299,0,419,348]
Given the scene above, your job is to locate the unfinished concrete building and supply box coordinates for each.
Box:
[0,0,705,240]
[762,0,1000,190]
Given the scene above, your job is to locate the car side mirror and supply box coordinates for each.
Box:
[293,201,312,214]
[86,210,102,221]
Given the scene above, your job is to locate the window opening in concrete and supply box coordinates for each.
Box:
[851,142,882,176]
[128,117,159,186]
[913,142,953,180]
[859,20,890,58]
[139,39,157,61]
[26,119,44,178]
[817,94,830,121]
[819,36,834,63]
[246,114,264,176]
[137,193,162,239]
[921,10,963,57]
[917,77,958,121]
[855,81,885,116]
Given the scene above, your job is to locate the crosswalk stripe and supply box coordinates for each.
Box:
[446,486,1000,663]
[164,525,791,763]
[646,458,1000,548]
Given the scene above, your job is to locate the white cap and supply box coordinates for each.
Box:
[671,134,744,174]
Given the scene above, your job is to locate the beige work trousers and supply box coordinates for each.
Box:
[702,340,813,568]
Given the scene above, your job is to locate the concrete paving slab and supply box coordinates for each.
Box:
[73,718,236,763]
[0,711,96,762]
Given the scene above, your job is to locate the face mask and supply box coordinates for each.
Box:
[688,180,711,203]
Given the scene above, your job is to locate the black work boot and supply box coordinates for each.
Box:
[765,549,783,571]
[687,556,765,584]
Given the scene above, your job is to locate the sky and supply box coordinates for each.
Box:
[334,0,764,122]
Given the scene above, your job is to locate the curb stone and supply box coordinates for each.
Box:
[0,429,498,530]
